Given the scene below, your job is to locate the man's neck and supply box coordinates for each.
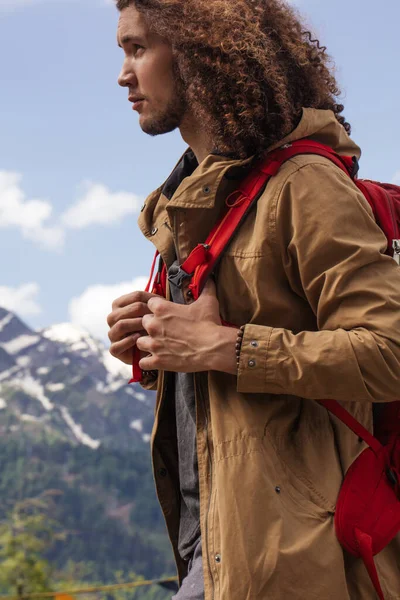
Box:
[179,113,213,165]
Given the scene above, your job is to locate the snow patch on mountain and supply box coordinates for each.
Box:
[46,383,65,393]
[42,323,131,380]
[0,366,19,382]
[16,355,31,367]
[60,406,101,450]
[130,419,143,432]
[0,313,13,332]
[2,334,40,354]
[43,323,100,353]
[10,376,54,411]
[125,388,147,402]
[0,399,6,410]
[96,379,126,394]
[21,414,43,423]
[37,367,50,375]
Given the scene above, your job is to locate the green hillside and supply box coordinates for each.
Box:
[0,431,175,589]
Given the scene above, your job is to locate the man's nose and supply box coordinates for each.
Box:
[118,60,137,88]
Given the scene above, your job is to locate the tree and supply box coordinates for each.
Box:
[0,492,63,598]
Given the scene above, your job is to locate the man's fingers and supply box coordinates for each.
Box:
[136,335,153,353]
[147,296,168,315]
[108,318,144,342]
[142,313,160,335]
[111,290,158,312]
[139,353,159,372]
[107,301,153,328]
[109,333,141,360]
[147,296,183,317]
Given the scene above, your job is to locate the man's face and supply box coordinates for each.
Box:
[117,5,187,136]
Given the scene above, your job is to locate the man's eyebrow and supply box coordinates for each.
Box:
[118,35,146,48]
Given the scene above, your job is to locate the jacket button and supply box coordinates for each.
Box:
[275,486,281,494]
[248,359,256,368]
[250,341,258,348]
[151,227,158,236]
[215,554,221,563]
[158,468,168,478]
[203,185,211,194]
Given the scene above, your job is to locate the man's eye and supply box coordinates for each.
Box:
[133,44,144,55]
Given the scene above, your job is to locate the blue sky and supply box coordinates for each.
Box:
[1,0,399,342]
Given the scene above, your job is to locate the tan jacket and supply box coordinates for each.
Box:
[138,109,400,599]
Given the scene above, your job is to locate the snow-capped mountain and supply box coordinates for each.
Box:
[0,307,155,450]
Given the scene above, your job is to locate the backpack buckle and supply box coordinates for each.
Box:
[168,265,191,289]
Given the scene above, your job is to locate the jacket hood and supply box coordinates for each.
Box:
[269,107,361,159]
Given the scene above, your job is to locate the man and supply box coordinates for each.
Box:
[107,0,400,598]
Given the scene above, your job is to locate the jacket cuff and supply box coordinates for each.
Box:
[237,324,282,394]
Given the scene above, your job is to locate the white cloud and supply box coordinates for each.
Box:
[392,171,400,185]
[69,277,148,341]
[0,171,65,251]
[0,170,141,250]
[61,182,142,229]
[0,283,42,316]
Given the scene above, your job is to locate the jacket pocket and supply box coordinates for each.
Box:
[263,429,337,516]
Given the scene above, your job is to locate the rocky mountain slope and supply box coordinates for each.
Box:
[0,307,155,451]
[0,308,174,584]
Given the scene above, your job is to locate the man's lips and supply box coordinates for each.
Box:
[129,97,145,110]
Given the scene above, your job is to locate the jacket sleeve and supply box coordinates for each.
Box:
[237,161,400,402]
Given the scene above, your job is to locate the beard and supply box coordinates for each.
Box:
[139,62,188,136]
[140,94,187,136]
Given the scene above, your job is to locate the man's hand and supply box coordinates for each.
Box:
[107,290,158,365]
[136,280,238,375]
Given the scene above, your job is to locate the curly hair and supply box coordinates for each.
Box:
[116,0,350,159]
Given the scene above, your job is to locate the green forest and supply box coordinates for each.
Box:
[0,431,175,599]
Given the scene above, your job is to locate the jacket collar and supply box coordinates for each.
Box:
[138,150,253,265]
[138,108,361,264]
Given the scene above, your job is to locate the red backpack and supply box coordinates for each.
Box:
[133,140,400,598]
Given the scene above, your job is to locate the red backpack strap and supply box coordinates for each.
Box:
[319,399,382,455]
[130,252,167,384]
[184,157,286,300]
[130,347,144,384]
[354,529,385,600]
[185,139,359,300]
[145,250,160,292]
[270,139,357,177]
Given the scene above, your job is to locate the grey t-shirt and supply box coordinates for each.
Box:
[168,261,201,561]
